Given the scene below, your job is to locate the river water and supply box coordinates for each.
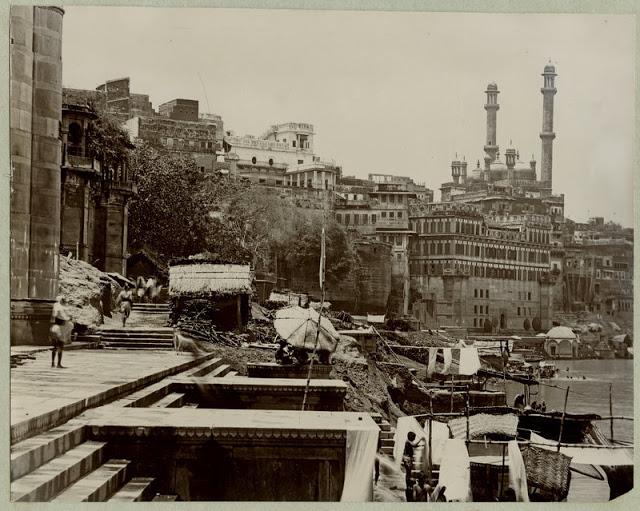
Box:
[500,359,634,443]
[498,359,633,502]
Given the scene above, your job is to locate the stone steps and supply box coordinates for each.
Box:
[132,303,170,310]
[187,357,225,377]
[150,392,185,408]
[99,326,174,350]
[51,459,130,502]
[380,438,394,448]
[11,421,86,481]
[11,440,106,502]
[103,342,173,350]
[182,402,199,409]
[225,370,239,378]
[98,327,173,337]
[208,364,232,378]
[108,477,156,502]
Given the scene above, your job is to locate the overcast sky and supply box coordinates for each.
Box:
[62,8,635,227]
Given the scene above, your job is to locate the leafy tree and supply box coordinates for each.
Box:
[523,318,531,331]
[127,144,209,260]
[281,216,357,287]
[86,113,133,176]
[483,318,493,333]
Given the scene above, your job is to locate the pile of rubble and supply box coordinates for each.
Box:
[59,256,126,330]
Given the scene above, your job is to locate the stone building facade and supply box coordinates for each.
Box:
[60,100,137,274]
[408,202,555,331]
[10,5,65,345]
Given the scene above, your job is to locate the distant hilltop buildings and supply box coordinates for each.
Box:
[9,19,632,349]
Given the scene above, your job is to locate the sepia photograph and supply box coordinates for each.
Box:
[6,3,635,504]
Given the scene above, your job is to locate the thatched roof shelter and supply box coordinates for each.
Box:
[169,261,253,297]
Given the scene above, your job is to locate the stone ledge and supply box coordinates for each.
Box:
[10,353,217,445]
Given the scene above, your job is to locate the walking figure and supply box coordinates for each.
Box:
[116,284,134,327]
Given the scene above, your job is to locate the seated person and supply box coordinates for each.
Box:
[275,339,293,365]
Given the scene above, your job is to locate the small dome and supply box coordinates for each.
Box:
[546,326,576,339]
[487,82,498,90]
[544,64,556,73]
[490,157,507,171]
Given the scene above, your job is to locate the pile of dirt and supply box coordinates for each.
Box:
[58,256,122,329]
[332,357,404,422]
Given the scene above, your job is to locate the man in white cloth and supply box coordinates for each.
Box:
[50,295,73,368]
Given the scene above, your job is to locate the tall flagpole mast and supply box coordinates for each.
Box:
[301,179,329,411]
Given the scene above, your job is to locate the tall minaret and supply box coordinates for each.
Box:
[540,63,557,190]
[484,82,500,163]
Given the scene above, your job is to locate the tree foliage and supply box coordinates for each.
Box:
[280,216,357,286]
[86,113,133,173]
[126,146,358,284]
[523,318,531,331]
[128,144,209,260]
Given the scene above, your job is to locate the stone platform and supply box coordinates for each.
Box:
[246,362,333,379]
[173,376,348,411]
[81,406,377,501]
[10,349,216,444]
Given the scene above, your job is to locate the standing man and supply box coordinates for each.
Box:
[50,295,72,368]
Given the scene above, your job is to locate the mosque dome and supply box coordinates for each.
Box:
[514,161,536,180]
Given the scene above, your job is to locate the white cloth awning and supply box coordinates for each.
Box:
[530,433,633,466]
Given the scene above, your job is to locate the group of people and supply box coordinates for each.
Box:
[513,394,547,412]
[401,432,447,502]
[274,339,332,366]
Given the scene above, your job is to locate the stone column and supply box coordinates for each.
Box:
[10,6,64,345]
[10,6,34,301]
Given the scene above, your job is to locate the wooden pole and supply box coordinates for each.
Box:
[609,383,614,442]
[428,417,433,481]
[450,374,454,413]
[557,385,570,452]
[465,385,470,443]
[499,443,506,498]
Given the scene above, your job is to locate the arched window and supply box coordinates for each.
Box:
[251,156,257,164]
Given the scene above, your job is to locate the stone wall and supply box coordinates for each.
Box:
[286,241,391,314]
[410,274,553,331]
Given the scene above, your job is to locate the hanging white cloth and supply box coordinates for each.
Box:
[393,416,427,467]
[442,348,453,375]
[427,347,439,378]
[529,432,634,466]
[458,347,481,375]
[340,421,379,501]
[507,440,530,502]
[437,439,472,502]
[423,419,450,465]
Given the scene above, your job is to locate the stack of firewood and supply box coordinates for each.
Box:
[177,318,243,347]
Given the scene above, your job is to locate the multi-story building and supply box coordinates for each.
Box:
[332,175,434,314]
[408,64,564,330]
[60,99,136,274]
[223,122,341,191]
[408,202,554,330]
[63,79,225,170]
